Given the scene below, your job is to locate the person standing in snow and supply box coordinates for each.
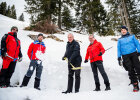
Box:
[62,33,82,94]
[0,26,22,87]
[117,26,140,92]
[84,34,111,91]
[20,33,46,90]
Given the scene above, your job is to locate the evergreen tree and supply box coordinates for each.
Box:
[62,6,75,30]
[75,0,111,35]
[6,5,11,17]
[0,2,7,15]
[11,5,17,19]
[18,13,25,21]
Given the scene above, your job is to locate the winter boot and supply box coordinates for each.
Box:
[94,83,101,91]
[62,90,72,94]
[20,76,30,87]
[105,82,111,91]
[133,82,139,92]
[34,77,41,90]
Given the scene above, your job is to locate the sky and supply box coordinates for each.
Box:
[0,0,108,23]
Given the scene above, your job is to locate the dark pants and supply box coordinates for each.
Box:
[91,61,109,84]
[122,52,140,84]
[26,60,43,79]
[67,62,81,92]
[0,61,17,86]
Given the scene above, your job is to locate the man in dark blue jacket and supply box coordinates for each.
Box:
[62,33,82,94]
[117,26,140,92]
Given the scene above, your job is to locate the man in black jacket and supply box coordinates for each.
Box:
[62,33,82,94]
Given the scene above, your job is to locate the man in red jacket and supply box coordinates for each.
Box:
[0,26,22,87]
[84,35,110,91]
[20,33,46,90]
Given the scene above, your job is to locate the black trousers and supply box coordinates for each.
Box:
[91,61,109,84]
[67,62,81,92]
[122,52,140,83]
[0,61,17,86]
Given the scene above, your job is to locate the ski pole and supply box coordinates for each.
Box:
[64,57,82,70]
[90,46,113,60]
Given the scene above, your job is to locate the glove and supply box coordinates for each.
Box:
[2,52,7,58]
[98,52,102,56]
[118,57,122,66]
[84,60,88,63]
[18,57,22,62]
[62,56,66,60]
[137,53,140,56]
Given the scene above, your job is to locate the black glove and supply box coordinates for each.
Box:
[18,57,22,62]
[2,52,7,58]
[62,56,66,60]
[118,57,122,66]
[84,60,88,63]
[98,52,102,56]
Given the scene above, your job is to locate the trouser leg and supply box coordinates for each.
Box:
[67,64,74,92]
[95,61,109,83]
[5,61,17,86]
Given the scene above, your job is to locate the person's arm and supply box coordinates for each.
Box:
[85,48,89,61]
[117,40,122,58]
[133,35,140,53]
[69,42,80,61]
[18,41,22,58]
[27,43,34,60]
[99,42,105,55]
[1,34,8,57]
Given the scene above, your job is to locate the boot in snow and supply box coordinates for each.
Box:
[94,83,101,91]
[133,82,139,92]
[34,77,41,90]
[20,76,30,87]
[62,90,72,94]
[105,82,111,91]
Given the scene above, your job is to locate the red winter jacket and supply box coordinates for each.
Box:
[28,40,46,60]
[1,32,22,69]
[6,32,21,60]
[85,40,105,63]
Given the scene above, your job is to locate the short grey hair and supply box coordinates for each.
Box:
[68,33,74,38]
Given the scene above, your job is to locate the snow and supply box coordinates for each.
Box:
[0,14,140,100]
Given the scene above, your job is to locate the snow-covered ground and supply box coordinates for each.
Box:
[0,14,140,100]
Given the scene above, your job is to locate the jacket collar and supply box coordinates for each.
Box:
[121,32,130,38]
[34,40,45,47]
[89,39,97,46]
[8,32,14,36]
[67,40,75,44]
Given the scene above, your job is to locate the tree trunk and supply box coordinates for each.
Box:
[120,0,132,33]
[58,0,62,29]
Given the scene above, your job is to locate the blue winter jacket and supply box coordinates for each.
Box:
[117,32,140,58]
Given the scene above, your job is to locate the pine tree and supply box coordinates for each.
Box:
[75,0,110,35]
[6,5,11,17]
[18,13,25,21]
[62,6,75,30]
[11,5,17,19]
[106,0,140,34]
[0,2,7,15]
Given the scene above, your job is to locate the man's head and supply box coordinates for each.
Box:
[11,26,18,33]
[37,33,44,42]
[121,26,128,35]
[68,33,74,43]
[89,34,95,44]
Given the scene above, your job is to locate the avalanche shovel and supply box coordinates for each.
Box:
[64,57,82,70]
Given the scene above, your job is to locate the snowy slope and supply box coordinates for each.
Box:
[0,15,140,100]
